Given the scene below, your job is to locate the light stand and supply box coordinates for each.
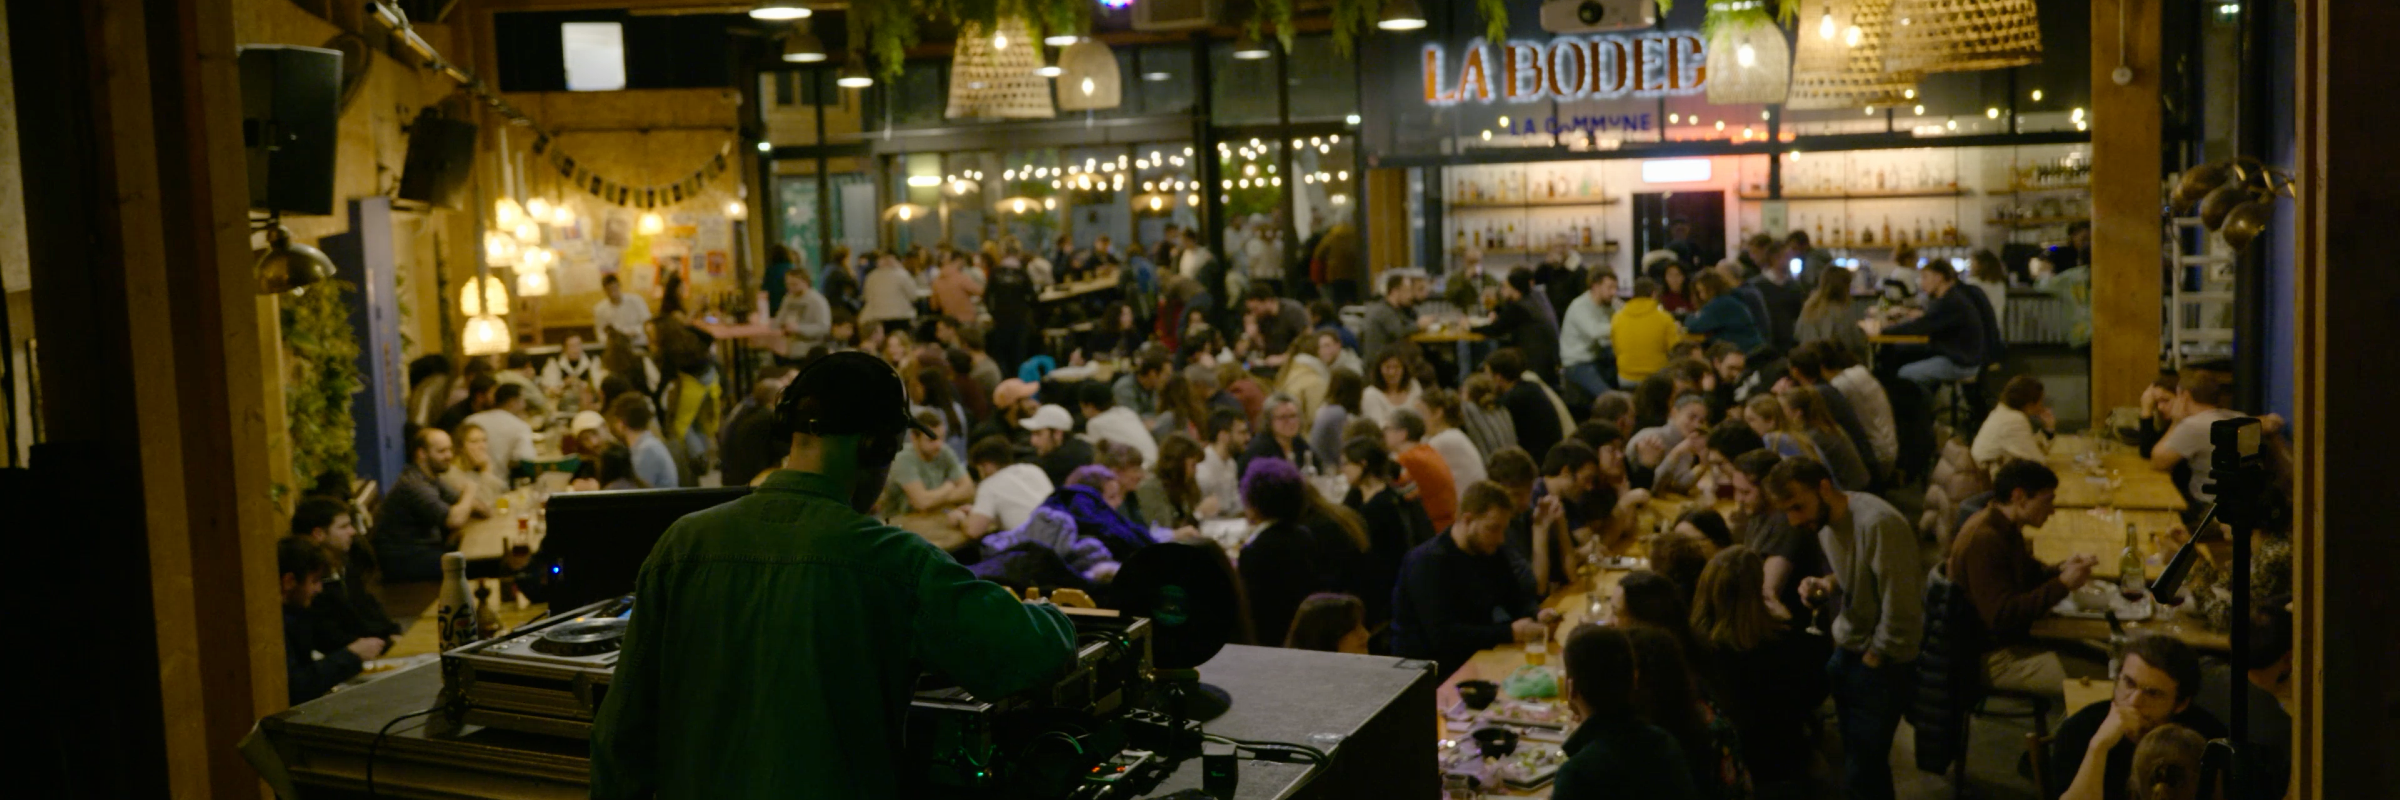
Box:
[2147,416,2268,799]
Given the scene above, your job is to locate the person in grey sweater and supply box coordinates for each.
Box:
[1766,456,1923,800]
[1359,268,1427,360]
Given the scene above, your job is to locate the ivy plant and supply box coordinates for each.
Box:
[281,279,362,496]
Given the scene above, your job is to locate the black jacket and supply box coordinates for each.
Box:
[985,266,1038,330]
[1239,431,1318,478]
[1910,562,1983,774]
[306,568,403,657]
[1702,630,1832,783]
[1475,297,1562,380]
[1955,282,2008,365]
[285,603,364,705]
[1344,485,1436,629]
[1550,716,1702,800]
[1885,286,1989,368]
[1748,276,1805,352]
[1390,533,1542,677]
[1036,437,1096,488]
[1240,520,1333,648]
[1501,380,1564,465]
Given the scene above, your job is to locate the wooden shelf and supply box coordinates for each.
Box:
[1814,241,1974,250]
[1738,188,1972,200]
[2005,183,2091,193]
[1462,246,1624,256]
[1448,197,1622,209]
[1986,215,2088,228]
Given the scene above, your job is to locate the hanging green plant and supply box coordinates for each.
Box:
[281,279,362,493]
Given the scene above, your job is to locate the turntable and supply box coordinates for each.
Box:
[441,595,633,738]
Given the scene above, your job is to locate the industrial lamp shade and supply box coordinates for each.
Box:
[1377,0,1429,31]
[947,18,1056,120]
[1055,40,1121,112]
[1703,6,1791,105]
[1882,0,2042,75]
[836,60,874,88]
[882,202,930,222]
[461,315,512,356]
[516,248,554,297]
[254,224,335,295]
[996,195,1044,214]
[1787,0,1921,110]
[748,1,810,22]
[782,30,827,63]
[459,273,510,317]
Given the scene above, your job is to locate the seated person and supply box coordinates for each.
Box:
[973,467,1125,586]
[1628,392,1710,489]
[373,427,481,582]
[2146,369,2247,505]
[1236,458,1335,647]
[963,435,1055,541]
[1972,375,2056,472]
[2197,606,2295,799]
[1195,408,1250,519]
[878,410,974,517]
[291,497,401,652]
[1034,464,1158,565]
[1080,380,1159,467]
[1865,261,1990,394]
[1380,409,1457,531]
[2054,634,2228,800]
[1521,440,1602,594]
[1948,460,2104,700]
[1022,404,1095,488]
[280,536,385,705]
[1283,592,1370,653]
[1550,624,1701,800]
[1391,480,1561,676]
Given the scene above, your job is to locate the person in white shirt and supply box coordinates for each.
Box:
[1972,375,2055,472]
[1559,269,1623,401]
[541,335,601,395]
[591,274,652,349]
[963,436,1055,540]
[1195,407,1249,518]
[1803,342,1900,471]
[1419,388,1487,501]
[2148,369,2247,503]
[774,269,832,359]
[1177,229,1216,280]
[1078,382,1158,467]
[1964,250,2011,324]
[859,254,918,332]
[1360,349,1426,426]
[462,383,539,477]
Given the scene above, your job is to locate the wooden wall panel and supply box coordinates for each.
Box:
[2087,0,2164,422]
[1365,168,1410,290]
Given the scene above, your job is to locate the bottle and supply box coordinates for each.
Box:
[2118,523,2149,604]
[474,585,503,639]
[437,552,478,652]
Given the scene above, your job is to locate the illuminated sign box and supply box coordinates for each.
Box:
[1423,34,1709,106]
[1640,158,1712,183]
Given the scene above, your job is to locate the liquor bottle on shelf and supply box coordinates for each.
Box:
[1882,217,1893,247]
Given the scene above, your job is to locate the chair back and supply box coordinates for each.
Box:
[2025,732,2059,800]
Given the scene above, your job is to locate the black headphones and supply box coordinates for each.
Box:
[772,351,910,439]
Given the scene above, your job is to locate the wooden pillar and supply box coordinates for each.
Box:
[2293,0,2400,794]
[1365,168,1410,287]
[2087,0,2164,421]
[8,0,284,794]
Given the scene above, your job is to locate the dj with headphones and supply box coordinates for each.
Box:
[591,352,1079,799]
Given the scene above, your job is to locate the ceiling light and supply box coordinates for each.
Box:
[907,174,942,187]
[782,30,827,63]
[461,315,511,356]
[748,1,811,22]
[458,274,510,317]
[2031,89,2045,102]
[1232,34,1271,60]
[1377,0,1428,31]
[515,261,552,298]
[1035,65,1063,77]
[493,198,524,229]
[1986,107,2000,119]
[1045,34,1080,46]
[637,212,664,235]
[1144,71,1171,81]
[836,62,873,88]
[253,223,334,295]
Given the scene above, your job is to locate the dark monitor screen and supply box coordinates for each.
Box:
[539,486,750,610]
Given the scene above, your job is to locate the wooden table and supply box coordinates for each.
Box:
[2024,507,2185,580]
[1866,334,1930,345]
[1038,271,1120,303]
[1412,327,1488,386]
[2045,435,2188,512]
[2063,676,2112,713]
[2029,608,2231,652]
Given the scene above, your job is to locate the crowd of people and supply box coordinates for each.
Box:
[276,220,2287,800]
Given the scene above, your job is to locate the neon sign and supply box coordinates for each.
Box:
[1423,34,1708,105]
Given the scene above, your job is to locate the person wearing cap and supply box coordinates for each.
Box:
[972,377,1042,447]
[1021,403,1094,488]
[592,352,1078,799]
[565,410,610,457]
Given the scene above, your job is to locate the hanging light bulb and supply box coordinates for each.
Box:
[1149,196,1164,211]
[483,230,520,266]
[514,220,542,244]
[551,203,576,226]
[1187,193,1200,206]
[1819,12,1838,39]
[896,205,912,221]
[993,31,1008,50]
[1080,77,1096,96]
[1376,0,1427,30]
[1844,25,1863,47]
[458,274,511,317]
[1736,43,1757,68]
[638,212,665,235]
[494,198,524,229]
[747,1,811,21]
[517,266,552,298]
[836,61,873,88]
[461,314,511,356]
[525,197,552,221]
[1043,197,1056,210]
[726,199,749,220]
[1013,198,1028,213]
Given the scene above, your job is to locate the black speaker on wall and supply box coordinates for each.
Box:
[238,44,343,216]
[397,110,479,210]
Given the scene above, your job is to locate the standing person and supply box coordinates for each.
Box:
[1765,457,1924,800]
[762,244,802,318]
[1611,278,1685,387]
[590,353,1077,798]
[1359,268,1427,361]
[1682,271,1764,353]
[1550,625,1702,800]
[1794,266,1870,358]
[1020,404,1095,488]
[372,428,481,582]
[982,254,1037,377]
[1474,270,1563,381]
[280,537,384,705]
[820,251,864,314]
[592,274,652,349]
[1864,260,1989,395]
[2053,636,2225,800]
[1973,375,2058,471]
[1690,545,1830,790]
[1419,389,1488,500]
[1560,269,1623,401]
[1381,409,1459,533]
[859,253,918,333]
[775,268,832,363]
[1485,348,1565,466]
[1782,230,1834,290]
[1965,249,2012,323]
[1663,218,1703,269]
[1725,450,1826,622]
[1949,460,2105,700]
[1237,458,1335,648]
[1390,481,1561,676]
[1315,218,1362,305]
[608,393,680,490]
[930,252,983,325]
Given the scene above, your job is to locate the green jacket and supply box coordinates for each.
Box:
[590,470,1078,799]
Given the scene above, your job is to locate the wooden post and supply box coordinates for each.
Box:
[2087,0,2164,422]
[2293,0,2400,795]
[1365,168,1411,287]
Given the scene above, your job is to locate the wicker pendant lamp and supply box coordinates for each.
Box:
[1054,39,1121,112]
[1703,2,1791,105]
[946,18,1056,120]
[1882,0,2042,74]
[1786,0,1919,110]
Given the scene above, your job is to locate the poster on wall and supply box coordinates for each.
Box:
[602,213,630,248]
[704,250,729,278]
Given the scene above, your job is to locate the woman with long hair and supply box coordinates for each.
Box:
[1137,434,1208,528]
[1741,394,1821,463]
[601,334,658,402]
[1965,248,2012,322]
[1083,301,1143,362]
[1339,437,1435,634]
[1623,625,1752,800]
[1687,546,1830,789]
[1682,271,1764,352]
[597,443,643,490]
[1151,373,1212,443]
[1656,262,1694,315]
[1794,265,1869,357]
[1311,368,1366,469]
[444,422,510,500]
[1359,347,1425,425]
[1781,387,1873,491]
[1283,593,1370,653]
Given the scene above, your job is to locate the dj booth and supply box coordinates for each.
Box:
[250,643,1433,799]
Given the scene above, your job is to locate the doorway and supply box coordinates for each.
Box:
[1631,191,1726,276]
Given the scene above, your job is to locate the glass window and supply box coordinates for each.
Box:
[1132,143,1201,264]
[1287,37,1357,124]
[1292,135,1355,243]
[1135,45,1197,116]
[1208,42,1279,126]
[941,152,998,250]
[889,153,942,251]
[561,22,627,91]
[995,149,1064,255]
[1062,146,1132,255]
[1216,138,1287,281]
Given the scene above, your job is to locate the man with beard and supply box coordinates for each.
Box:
[592,352,1076,799]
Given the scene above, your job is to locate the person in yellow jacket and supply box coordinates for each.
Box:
[1610,277,1684,386]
